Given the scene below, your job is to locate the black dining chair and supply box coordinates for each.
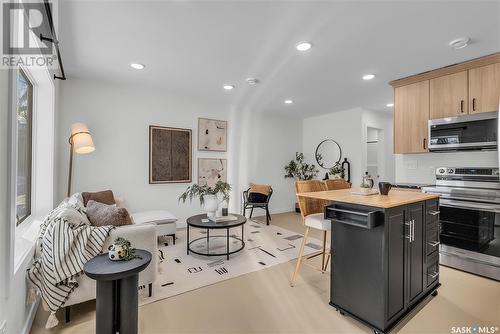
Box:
[242,187,273,225]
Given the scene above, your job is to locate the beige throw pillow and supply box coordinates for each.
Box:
[86,200,132,227]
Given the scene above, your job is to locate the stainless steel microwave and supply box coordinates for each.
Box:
[428,111,498,151]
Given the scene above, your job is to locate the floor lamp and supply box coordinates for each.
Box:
[67,123,95,197]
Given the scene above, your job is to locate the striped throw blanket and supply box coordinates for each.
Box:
[27,195,114,328]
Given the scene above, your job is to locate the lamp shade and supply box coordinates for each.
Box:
[70,122,95,154]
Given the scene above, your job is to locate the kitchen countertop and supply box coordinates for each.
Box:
[392,182,434,189]
[297,188,439,209]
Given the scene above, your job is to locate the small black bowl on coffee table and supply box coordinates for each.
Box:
[186,213,247,260]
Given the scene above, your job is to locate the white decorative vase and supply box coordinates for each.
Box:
[203,194,221,219]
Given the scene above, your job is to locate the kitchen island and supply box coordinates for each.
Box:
[297,189,441,334]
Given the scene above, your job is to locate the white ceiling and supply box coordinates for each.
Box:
[59,0,500,118]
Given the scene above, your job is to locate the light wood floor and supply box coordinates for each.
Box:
[31,212,500,334]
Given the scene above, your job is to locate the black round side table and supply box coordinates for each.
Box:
[186,213,247,260]
[84,249,151,334]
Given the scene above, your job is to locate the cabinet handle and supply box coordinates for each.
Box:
[411,219,415,242]
[423,138,427,150]
[428,210,440,216]
[428,241,440,247]
[428,271,439,279]
[405,221,412,241]
[472,98,477,111]
[460,100,464,113]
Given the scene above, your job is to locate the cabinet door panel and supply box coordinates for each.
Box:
[408,203,424,302]
[387,208,406,320]
[394,81,430,153]
[469,63,500,114]
[430,71,468,119]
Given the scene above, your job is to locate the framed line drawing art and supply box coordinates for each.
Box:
[198,158,227,187]
[198,118,227,152]
[149,125,192,183]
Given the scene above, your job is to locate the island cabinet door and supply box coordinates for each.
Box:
[407,202,425,303]
[386,207,406,321]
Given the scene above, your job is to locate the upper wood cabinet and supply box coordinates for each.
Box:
[390,53,500,154]
[430,71,468,119]
[469,63,500,114]
[394,81,430,154]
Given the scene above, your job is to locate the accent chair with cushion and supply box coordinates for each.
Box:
[242,183,273,225]
[291,180,331,287]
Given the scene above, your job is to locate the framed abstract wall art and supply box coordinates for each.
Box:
[149,125,192,183]
[198,118,227,151]
[198,158,227,187]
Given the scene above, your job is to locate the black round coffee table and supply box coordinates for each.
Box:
[84,249,151,334]
[186,213,247,260]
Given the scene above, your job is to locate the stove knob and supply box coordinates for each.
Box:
[448,168,454,174]
[438,168,446,174]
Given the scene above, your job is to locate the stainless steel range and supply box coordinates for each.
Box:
[422,167,500,281]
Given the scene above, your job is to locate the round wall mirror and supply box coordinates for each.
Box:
[315,139,342,169]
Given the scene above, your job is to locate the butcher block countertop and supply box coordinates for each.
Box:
[297,188,439,209]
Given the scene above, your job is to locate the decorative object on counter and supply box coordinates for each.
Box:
[108,237,142,261]
[198,158,227,187]
[378,182,392,195]
[179,181,231,219]
[198,117,227,151]
[341,158,351,183]
[149,125,191,183]
[284,152,319,180]
[362,171,375,189]
[357,183,376,195]
[315,139,343,179]
[67,123,95,197]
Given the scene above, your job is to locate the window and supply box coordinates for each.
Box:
[16,69,33,225]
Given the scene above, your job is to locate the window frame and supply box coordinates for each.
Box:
[15,68,34,226]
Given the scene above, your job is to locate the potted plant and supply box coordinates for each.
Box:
[284,152,319,212]
[179,181,231,219]
[328,162,344,179]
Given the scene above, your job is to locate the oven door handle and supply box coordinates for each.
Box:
[440,198,500,213]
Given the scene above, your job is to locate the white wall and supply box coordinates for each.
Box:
[395,151,499,184]
[303,107,395,187]
[56,78,302,222]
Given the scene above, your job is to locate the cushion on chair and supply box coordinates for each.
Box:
[304,213,331,231]
[86,200,133,227]
[249,183,272,196]
[82,190,115,207]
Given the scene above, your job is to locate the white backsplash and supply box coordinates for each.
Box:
[395,151,499,184]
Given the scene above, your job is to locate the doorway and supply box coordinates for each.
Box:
[366,127,382,185]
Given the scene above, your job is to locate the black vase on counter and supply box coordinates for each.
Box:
[378,182,392,195]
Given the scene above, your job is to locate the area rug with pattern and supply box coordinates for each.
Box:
[138,219,322,305]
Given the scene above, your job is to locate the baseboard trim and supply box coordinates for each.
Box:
[21,294,40,334]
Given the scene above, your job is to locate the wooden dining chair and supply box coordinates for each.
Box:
[324,178,351,190]
[291,180,331,287]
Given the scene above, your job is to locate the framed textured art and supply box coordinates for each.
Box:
[149,126,192,183]
[198,118,227,151]
[198,158,227,187]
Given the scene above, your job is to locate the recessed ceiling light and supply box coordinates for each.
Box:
[386,103,394,107]
[284,99,294,104]
[449,37,470,50]
[130,63,145,70]
[362,74,375,80]
[296,42,312,51]
[223,84,234,90]
[246,78,259,85]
